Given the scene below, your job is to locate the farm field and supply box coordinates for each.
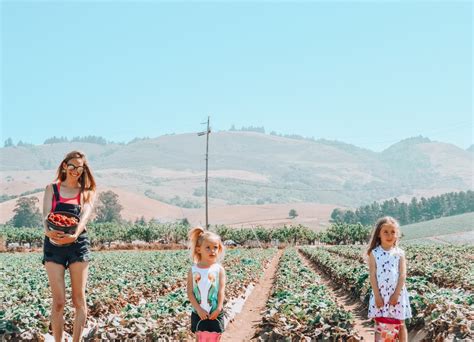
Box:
[1,248,276,340]
[400,212,474,241]
[255,248,357,340]
[300,245,473,341]
[1,244,472,341]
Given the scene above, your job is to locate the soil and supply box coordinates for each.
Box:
[222,249,283,342]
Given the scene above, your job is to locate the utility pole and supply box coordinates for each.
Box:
[198,116,211,229]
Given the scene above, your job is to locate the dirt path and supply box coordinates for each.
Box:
[222,249,283,342]
[426,236,451,245]
[297,249,374,340]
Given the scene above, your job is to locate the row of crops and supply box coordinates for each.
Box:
[2,245,472,340]
[324,244,473,291]
[0,223,320,247]
[300,245,473,340]
[255,248,358,340]
[1,248,276,340]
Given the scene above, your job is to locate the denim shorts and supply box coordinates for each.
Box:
[42,234,91,269]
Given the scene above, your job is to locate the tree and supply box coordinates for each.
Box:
[408,197,420,222]
[343,210,357,224]
[289,209,298,219]
[10,197,42,227]
[44,136,69,144]
[350,223,372,244]
[94,191,123,223]
[398,203,409,225]
[4,138,13,147]
[135,216,147,225]
[71,135,107,145]
[330,208,345,222]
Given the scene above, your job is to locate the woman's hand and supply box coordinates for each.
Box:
[54,233,78,245]
[389,293,399,306]
[197,308,209,321]
[209,306,223,320]
[46,230,78,245]
[375,295,384,308]
[45,229,65,243]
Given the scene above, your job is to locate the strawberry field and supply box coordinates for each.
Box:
[1,244,472,341]
[300,245,473,340]
[256,248,357,340]
[1,248,276,340]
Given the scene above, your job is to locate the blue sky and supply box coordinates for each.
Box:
[1,1,472,151]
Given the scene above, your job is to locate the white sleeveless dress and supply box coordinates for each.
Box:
[368,245,412,320]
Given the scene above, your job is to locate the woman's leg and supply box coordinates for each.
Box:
[69,261,89,342]
[44,262,66,342]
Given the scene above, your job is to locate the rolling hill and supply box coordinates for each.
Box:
[401,212,474,245]
[0,132,472,227]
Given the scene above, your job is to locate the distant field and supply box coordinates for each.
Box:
[403,231,474,246]
[401,212,474,242]
[438,230,474,244]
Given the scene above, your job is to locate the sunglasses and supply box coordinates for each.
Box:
[66,164,84,173]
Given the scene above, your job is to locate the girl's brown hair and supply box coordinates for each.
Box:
[188,227,225,263]
[55,151,96,203]
[366,216,400,256]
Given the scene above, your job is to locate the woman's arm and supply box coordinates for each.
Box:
[42,184,64,242]
[389,254,407,305]
[42,184,53,233]
[74,191,96,237]
[187,269,208,320]
[368,252,384,308]
[209,266,226,320]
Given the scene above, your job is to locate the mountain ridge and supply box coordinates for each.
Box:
[1,132,472,209]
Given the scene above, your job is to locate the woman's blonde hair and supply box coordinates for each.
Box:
[188,226,225,263]
[366,216,400,256]
[55,150,96,203]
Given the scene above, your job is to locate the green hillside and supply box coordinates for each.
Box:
[401,212,474,242]
[0,132,472,207]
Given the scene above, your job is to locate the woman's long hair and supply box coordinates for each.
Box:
[55,151,96,203]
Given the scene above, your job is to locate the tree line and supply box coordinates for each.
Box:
[331,190,474,226]
[44,135,108,145]
[3,189,373,246]
[1,221,373,247]
[6,190,124,228]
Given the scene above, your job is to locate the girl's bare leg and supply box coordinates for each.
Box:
[398,323,407,342]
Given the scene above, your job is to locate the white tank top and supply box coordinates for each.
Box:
[191,263,221,313]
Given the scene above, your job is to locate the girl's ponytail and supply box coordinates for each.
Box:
[189,227,205,263]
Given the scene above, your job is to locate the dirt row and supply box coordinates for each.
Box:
[222,249,283,341]
[296,249,374,340]
[222,248,376,341]
[223,248,430,341]
[297,249,429,342]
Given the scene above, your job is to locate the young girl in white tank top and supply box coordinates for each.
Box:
[187,227,226,340]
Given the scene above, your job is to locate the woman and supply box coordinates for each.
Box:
[42,151,96,342]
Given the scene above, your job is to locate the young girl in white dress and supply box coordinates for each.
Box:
[367,216,412,342]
